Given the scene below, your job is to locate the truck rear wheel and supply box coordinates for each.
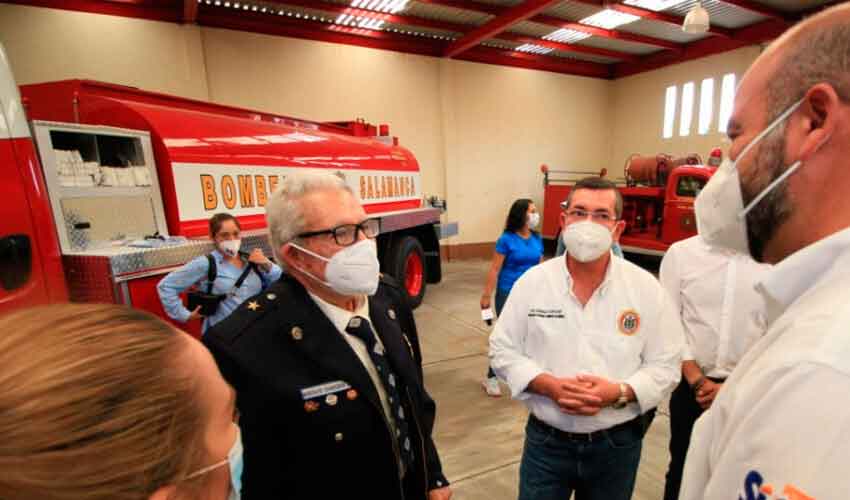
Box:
[388,236,426,309]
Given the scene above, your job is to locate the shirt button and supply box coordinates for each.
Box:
[437,480,443,487]
[335,432,344,442]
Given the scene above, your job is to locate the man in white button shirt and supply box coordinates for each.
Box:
[680,5,850,499]
[490,177,683,500]
[659,236,770,500]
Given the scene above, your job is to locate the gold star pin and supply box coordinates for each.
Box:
[246,301,260,311]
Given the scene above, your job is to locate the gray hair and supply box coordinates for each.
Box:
[767,18,850,120]
[266,171,352,262]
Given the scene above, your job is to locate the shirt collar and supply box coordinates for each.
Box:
[756,227,850,323]
[308,291,371,333]
[210,249,225,262]
[561,250,617,296]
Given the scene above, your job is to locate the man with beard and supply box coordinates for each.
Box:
[679,4,850,499]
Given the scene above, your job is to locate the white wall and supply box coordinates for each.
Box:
[440,59,611,244]
[0,4,209,100]
[607,46,762,176]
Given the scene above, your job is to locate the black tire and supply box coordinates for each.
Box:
[387,236,427,309]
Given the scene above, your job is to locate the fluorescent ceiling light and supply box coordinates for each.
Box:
[580,9,639,30]
[352,0,408,13]
[622,0,687,12]
[516,44,554,55]
[543,28,590,44]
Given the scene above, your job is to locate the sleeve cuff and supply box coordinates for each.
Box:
[496,362,544,400]
[682,343,695,361]
[176,307,192,323]
[625,371,661,414]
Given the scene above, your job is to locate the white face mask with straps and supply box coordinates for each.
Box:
[695,98,808,255]
[219,239,241,258]
[290,239,380,296]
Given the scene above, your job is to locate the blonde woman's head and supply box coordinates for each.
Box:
[0,304,239,500]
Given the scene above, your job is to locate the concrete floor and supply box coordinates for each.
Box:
[416,259,671,500]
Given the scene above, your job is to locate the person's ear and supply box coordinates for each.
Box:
[796,83,840,161]
[148,484,177,500]
[280,243,302,270]
[612,220,626,242]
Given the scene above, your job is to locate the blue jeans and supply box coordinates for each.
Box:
[518,416,643,500]
[486,288,511,379]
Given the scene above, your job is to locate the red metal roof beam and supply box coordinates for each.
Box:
[458,46,612,79]
[606,2,734,38]
[532,14,683,51]
[184,0,198,24]
[418,0,684,51]
[717,0,791,22]
[498,33,641,63]
[272,0,468,34]
[444,0,562,57]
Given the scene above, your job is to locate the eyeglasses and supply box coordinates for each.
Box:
[297,218,381,246]
[565,209,616,223]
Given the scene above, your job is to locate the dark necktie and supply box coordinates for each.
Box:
[346,315,415,469]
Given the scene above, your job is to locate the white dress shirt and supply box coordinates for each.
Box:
[308,293,399,438]
[680,227,850,500]
[489,254,683,433]
[660,236,771,378]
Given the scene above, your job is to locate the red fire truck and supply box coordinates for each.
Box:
[0,44,454,334]
[540,153,718,256]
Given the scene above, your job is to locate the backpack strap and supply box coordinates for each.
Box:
[233,260,259,290]
[205,254,217,294]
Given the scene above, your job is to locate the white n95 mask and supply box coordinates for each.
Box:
[695,98,804,255]
[562,220,613,263]
[219,239,242,258]
[292,239,380,296]
[527,213,540,230]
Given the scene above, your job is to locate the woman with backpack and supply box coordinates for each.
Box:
[158,213,282,334]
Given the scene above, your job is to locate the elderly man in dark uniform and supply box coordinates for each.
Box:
[203,171,451,500]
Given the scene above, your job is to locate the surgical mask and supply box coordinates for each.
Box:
[219,239,242,258]
[562,220,613,263]
[695,98,804,255]
[186,426,244,500]
[527,213,540,229]
[291,239,380,296]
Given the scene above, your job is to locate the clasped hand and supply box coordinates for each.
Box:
[545,374,620,416]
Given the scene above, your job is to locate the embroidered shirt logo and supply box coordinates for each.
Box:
[617,309,641,336]
[740,470,814,500]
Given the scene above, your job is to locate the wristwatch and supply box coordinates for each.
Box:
[612,383,629,409]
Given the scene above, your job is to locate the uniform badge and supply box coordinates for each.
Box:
[618,309,641,336]
[291,326,304,340]
[346,389,358,400]
[304,401,319,413]
[325,394,338,406]
[246,301,260,311]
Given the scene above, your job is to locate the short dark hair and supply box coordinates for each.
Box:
[208,213,240,237]
[563,177,623,219]
[504,198,535,234]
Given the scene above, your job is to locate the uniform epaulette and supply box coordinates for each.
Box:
[212,284,284,346]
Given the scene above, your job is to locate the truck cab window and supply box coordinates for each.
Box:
[676,176,706,198]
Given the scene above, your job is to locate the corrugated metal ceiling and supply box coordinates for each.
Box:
[664,0,769,29]
[13,0,839,79]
